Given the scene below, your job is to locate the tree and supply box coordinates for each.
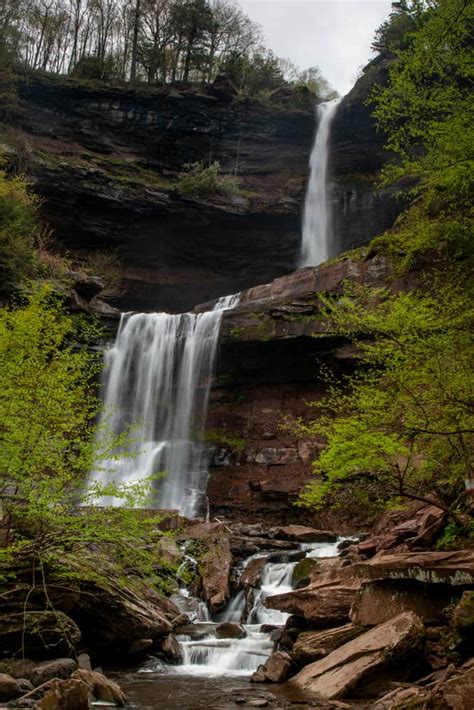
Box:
[371,0,431,54]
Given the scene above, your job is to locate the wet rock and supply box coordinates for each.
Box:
[292,624,365,665]
[72,275,104,300]
[291,558,319,588]
[240,557,267,588]
[30,659,78,686]
[200,536,232,613]
[409,505,446,549]
[37,678,92,709]
[171,613,190,629]
[370,685,430,708]
[265,585,356,626]
[215,622,247,639]
[71,669,126,705]
[0,611,80,659]
[270,525,337,544]
[0,673,33,701]
[174,622,216,639]
[350,579,456,626]
[251,651,292,683]
[155,536,183,567]
[161,634,182,662]
[291,611,425,699]
[128,638,154,655]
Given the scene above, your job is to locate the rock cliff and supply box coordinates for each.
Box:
[3,60,404,312]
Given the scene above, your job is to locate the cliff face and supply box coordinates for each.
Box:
[203,253,416,526]
[5,62,404,312]
[11,74,314,312]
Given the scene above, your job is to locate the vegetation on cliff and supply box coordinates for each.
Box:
[0,0,336,100]
[298,0,473,532]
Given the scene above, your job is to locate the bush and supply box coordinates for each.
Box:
[176,161,238,197]
[0,168,38,292]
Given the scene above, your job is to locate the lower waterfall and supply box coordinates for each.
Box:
[91,294,239,517]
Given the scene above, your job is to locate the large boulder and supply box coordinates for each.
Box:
[270,526,337,544]
[240,557,267,588]
[351,550,474,587]
[291,611,425,699]
[37,678,92,709]
[265,585,356,626]
[30,659,78,686]
[0,673,33,702]
[0,611,81,659]
[251,651,292,683]
[199,536,232,613]
[350,579,456,626]
[71,669,126,705]
[292,624,365,665]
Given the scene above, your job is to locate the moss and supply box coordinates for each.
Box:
[452,591,474,629]
[291,557,318,586]
[204,427,246,452]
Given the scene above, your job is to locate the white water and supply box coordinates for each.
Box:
[301,99,340,267]
[91,294,239,517]
[166,539,342,678]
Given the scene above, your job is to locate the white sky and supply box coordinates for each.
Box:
[240,0,394,95]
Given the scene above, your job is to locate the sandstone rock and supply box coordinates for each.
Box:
[271,525,337,543]
[215,622,247,639]
[30,659,78,686]
[73,275,104,300]
[200,536,232,612]
[351,551,474,586]
[174,622,215,639]
[240,557,267,588]
[265,585,356,626]
[0,673,33,701]
[0,611,81,659]
[128,638,154,654]
[171,613,190,629]
[291,611,425,699]
[71,669,126,705]
[291,557,319,588]
[255,448,299,466]
[292,624,365,665]
[0,659,37,679]
[370,685,430,708]
[155,536,183,566]
[409,505,446,549]
[251,651,292,683]
[430,663,474,709]
[350,579,456,626]
[37,678,92,709]
[161,634,182,662]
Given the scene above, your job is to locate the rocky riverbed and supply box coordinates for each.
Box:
[0,502,472,708]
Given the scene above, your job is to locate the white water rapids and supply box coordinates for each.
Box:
[139,539,342,678]
[301,98,340,267]
[91,294,239,516]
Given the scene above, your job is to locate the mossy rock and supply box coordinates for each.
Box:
[452,591,474,630]
[292,557,318,588]
[0,611,80,660]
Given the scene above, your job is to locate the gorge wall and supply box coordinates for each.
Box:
[4,59,402,312]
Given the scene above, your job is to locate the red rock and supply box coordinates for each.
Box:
[271,525,337,543]
[265,585,356,626]
[291,611,425,699]
[251,652,292,683]
[292,624,365,664]
[240,557,267,588]
[351,551,474,586]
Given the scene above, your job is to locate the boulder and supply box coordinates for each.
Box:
[0,673,33,701]
[351,551,474,586]
[291,557,319,588]
[429,663,474,709]
[452,590,474,630]
[128,638,154,655]
[251,651,292,683]
[215,622,247,639]
[0,611,81,659]
[265,585,356,626]
[409,505,446,549]
[199,536,232,613]
[72,275,104,300]
[240,557,267,588]
[209,73,238,103]
[350,579,456,626]
[291,611,425,699]
[30,659,78,686]
[37,678,92,709]
[161,634,182,662]
[292,624,365,665]
[71,669,126,705]
[270,526,338,544]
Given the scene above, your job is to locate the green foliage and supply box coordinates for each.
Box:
[71,55,119,82]
[176,160,238,197]
[371,1,431,54]
[204,428,246,453]
[0,168,38,292]
[82,249,124,298]
[297,285,473,519]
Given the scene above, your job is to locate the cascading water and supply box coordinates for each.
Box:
[91,294,239,517]
[161,539,343,678]
[300,98,340,267]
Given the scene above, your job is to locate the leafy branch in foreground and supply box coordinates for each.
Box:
[296,284,473,522]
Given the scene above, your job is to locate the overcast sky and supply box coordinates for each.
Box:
[240,0,394,95]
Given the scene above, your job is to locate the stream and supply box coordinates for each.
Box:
[111,539,343,708]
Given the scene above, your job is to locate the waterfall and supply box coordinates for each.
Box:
[91,294,238,517]
[300,98,340,267]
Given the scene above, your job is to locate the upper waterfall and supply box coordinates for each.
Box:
[300,98,340,267]
[92,294,239,517]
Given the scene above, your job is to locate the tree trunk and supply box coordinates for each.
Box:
[130,0,142,86]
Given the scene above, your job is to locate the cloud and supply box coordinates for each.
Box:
[240,0,393,95]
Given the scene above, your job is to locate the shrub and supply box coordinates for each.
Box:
[176,161,238,197]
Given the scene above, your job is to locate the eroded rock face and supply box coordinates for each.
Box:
[292,624,365,665]
[291,611,425,699]
[0,611,81,660]
[265,585,356,626]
